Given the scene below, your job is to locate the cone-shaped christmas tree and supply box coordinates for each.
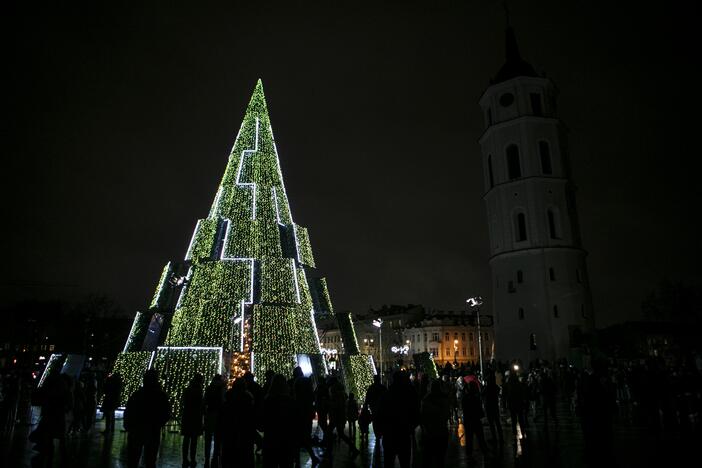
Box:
[111,81,373,414]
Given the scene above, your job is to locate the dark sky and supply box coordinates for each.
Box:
[3,1,701,327]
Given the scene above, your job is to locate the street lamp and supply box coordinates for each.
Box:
[467,296,485,378]
[372,318,383,382]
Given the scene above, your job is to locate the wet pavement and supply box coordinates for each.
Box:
[0,401,695,467]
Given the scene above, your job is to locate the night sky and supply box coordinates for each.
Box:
[3,1,701,327]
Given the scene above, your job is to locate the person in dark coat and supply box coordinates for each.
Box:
[374,371,419,468]
[243,371,265,455]
[483,373,503,444]
[263,373,298,468]
[290,367,320,466]
[102,372,122,434]
[581,358,617,463]
[358,402,371,441]
[33,369,72,465]
[462,380,488,457]
[420,379,450,468]
[325,376,359,459]
[504,373,528,437]
[220,378,256,468]
[364,374,387,438]
[124,369,171,468]
[83,374,98,432]
[346,392,359,440]
[541,369,558,428]
[314,376,330,444]
[203,374,225,468]
[181,374,204,468]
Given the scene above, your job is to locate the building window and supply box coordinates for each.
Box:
[488,155,495,188]
[445,333,449,342]
[553,305,559,318]
[508,280,515,293]
[539,141,552,174]
[549,268,556,281]
[530,93,543,116]
[454,332,458,341]
[469,333,474,342]
[462,347,466,356]
[506,145,521,180]
[432,332,439,342]
[470,347,475,356]
[516,212,527,241]
[518,308,525,320]
[461,332,466,341]
[547,209,561,239]
[445,347,450,356]
[517,270,524,283]
[581,304,588,319]
[424,333,427,342]
[576,269,582,283]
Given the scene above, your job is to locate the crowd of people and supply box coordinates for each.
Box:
[5,352,702,468]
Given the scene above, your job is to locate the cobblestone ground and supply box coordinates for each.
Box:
[1,400,695,467]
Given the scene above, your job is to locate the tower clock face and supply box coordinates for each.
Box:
[499,93,515,107]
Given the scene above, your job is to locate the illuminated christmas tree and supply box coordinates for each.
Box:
[112,80,373,412]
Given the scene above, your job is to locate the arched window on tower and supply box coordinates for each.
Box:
[547,209,560,239]
[488,155,495,188]
[539,141,552,174]
[517,270,524,283]
[506,145,521,180]
[518,308,525,320]
[515,212,528,242]
[549,267,556,281]
[553,305,559,318]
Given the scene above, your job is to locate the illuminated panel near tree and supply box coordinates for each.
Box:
[112,80,371,414]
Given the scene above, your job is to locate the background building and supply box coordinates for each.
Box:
[478,26,594,366]
[319,304,494,375]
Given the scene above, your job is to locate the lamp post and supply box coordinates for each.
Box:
[372,318,383,382]
[467,296,484,378]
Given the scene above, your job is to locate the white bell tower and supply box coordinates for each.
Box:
[479,25,594,365]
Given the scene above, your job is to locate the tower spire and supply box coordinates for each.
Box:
[491,3,538,84]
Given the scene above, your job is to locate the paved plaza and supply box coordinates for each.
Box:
[1,401,694,467]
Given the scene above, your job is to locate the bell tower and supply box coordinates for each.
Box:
[478,25,594,365]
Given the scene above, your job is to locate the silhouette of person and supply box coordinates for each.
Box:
[83,373,98,432]
[290,367,319,466]
[541,369,558,427]
[181,373,204,468]
[203,374,225,468]
[102,372,121,434]
[263,373,298,468]
[364,374,386,437]
[124,369,171,468]
[375,371,419,468]
[244,371,265,454]
[314,377,330,444]
[462,379,488,457]
[420,379,450,468]
[358,402,371,441]
[505,372,528,437]
[346,392,359,440]
[581,358,617,464]
[327,376,360,458]
[220,378,255,468]
[483,372,504,445]
[33,369,72,465]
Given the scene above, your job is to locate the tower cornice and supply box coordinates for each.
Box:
[478,115,564,144]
